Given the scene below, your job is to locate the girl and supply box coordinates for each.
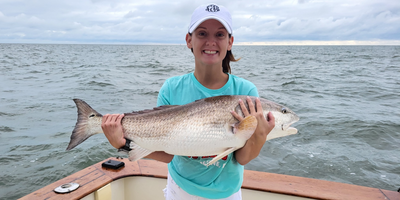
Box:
[101,4,275,200]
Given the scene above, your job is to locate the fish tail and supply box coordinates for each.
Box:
[66,99,103,150]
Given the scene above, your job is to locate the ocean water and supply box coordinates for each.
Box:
[0,44,399,199]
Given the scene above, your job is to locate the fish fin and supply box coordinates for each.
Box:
[153,105,179,110]
[234,115,258,140]
[66,99,103,150]
[128,142,154,162]
[126,105,179,115]
[207,147,237,167]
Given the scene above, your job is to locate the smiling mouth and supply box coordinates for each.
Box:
[204,50,218,54]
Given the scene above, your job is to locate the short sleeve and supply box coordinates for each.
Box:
[157,80,171,106]
[248,87,259,97]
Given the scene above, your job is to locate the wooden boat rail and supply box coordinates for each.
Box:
[20,157,400,200]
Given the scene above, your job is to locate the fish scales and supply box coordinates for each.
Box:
[122,98,238,155]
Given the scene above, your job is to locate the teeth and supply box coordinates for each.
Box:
[204,50,217,54]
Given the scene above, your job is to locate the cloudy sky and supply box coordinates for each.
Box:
[1,0,399,45]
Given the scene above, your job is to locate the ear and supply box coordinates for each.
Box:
[186,33,192,49]
[228,36,234,51]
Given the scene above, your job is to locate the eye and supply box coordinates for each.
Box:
[281,108,287,114]
[89,114,96,118]
[216,32,225,37]
[197,31,207,37]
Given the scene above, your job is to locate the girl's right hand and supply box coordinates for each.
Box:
[101,114,126,149]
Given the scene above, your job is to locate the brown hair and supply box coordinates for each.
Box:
[223,48,240,74]
[189,33,240,74]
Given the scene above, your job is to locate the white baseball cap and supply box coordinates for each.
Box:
[188,4,233,35]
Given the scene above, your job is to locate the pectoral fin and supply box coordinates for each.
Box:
[233,115,258,140]
[207,147,238,167]
[128,142,154,162]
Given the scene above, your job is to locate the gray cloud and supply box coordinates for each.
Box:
[0,0,399,44]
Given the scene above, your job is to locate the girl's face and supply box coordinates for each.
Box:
[186,19,234,67]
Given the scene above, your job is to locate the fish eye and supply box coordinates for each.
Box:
[281,108,287,114]
[89,114,96,118]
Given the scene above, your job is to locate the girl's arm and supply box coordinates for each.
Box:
[232,96,275,165]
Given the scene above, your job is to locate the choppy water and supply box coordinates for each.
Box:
[0,44,399,199]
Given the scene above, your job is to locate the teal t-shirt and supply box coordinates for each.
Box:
[157,72,258,199]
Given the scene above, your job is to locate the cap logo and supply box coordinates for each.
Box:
[205,4,220,12]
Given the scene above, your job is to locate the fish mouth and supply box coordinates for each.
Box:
[281,121,299,134]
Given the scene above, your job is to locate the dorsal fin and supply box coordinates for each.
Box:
[124,105,179,116]
[153,105,178,110]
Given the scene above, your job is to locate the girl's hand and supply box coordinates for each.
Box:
[101,114,126,149]
[232,96,275,165]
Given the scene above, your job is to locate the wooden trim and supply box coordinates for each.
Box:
[242,170,399,200]
[19,157,400,200]
[19,157,141,200]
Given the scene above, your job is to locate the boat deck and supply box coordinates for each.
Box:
[20,157,400,200]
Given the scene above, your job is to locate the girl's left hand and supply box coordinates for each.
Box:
[231,96,275,165]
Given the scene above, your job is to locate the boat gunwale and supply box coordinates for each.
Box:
[19,157,400,200]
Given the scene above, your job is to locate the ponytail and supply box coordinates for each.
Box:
[221,34,240,74]
[222,50,240,74]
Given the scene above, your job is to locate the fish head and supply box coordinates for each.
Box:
[259,98,299,140]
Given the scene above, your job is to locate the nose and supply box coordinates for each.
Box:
[206,37,217,46]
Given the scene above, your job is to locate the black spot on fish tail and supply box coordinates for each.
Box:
[66,99,103,150]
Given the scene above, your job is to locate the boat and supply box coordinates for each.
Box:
[20,157,399,200]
